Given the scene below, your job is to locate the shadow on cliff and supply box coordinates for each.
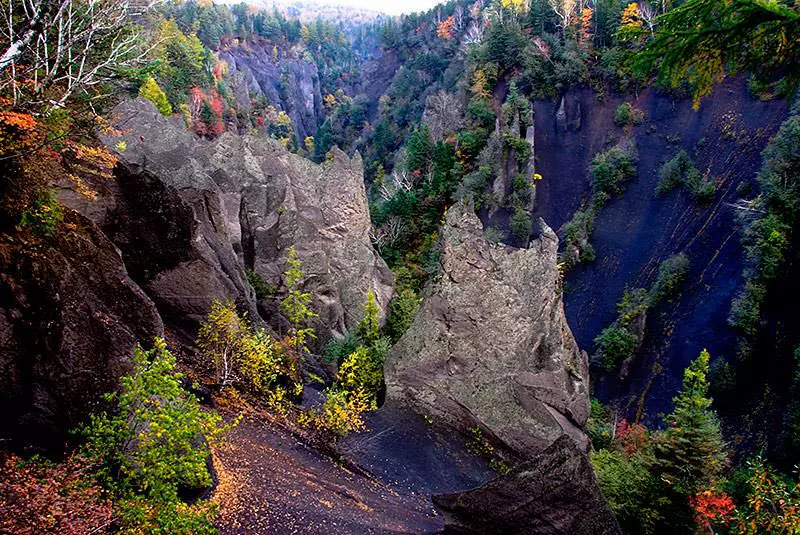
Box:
[532,77,789,423]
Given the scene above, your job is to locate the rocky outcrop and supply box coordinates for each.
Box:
[91,98,392,340]
[219,47,324,142]
[0,211,163,443]
[432,435,621,535]
[63,101,260,328]
[385,202,590,456]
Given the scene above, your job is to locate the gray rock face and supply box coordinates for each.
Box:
[0,211,163,442]
[91,98,392,340]
[433,435,621,535]
[385,202,590,456]
[219,47,324,142]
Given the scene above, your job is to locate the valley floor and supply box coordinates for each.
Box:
[212,416,442,534]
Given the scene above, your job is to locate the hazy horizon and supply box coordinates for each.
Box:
[324,0,440,15]
[221,0,443,16]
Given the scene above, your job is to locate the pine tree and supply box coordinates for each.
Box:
[356,291,380,346]
[405,125,433,176]
[139,77,173,116]
[655,349,726,498]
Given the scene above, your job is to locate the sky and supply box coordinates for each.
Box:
[334,0,441,15]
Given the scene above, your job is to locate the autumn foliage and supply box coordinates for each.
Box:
[690,490,735,532]
[436,16,456,40]
[189,86,226,137]
[0,453,113,534]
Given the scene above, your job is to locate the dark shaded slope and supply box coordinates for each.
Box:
[532,78,789,421]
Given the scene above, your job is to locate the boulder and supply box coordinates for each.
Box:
[432,435,621,535]
[385,202,590,456]
[0,210,163,444]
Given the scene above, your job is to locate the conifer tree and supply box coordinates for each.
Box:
[356,290,380,346]
[656,349,726,495]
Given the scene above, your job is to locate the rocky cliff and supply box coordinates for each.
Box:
[433,435,620,534]
[88,98,392,340]
[0,211,163,444]
[220,46,324,142]
[531,78,789,419]
[385,202,590,455]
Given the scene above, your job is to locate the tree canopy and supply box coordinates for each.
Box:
[632,0,800,107]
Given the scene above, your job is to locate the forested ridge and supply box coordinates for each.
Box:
[1,0,799,532]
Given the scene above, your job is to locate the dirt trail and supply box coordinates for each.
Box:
[212,415,444,534]
[212,401,495,534]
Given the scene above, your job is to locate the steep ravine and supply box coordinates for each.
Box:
[531,78,789,421]
[22,97,616,532]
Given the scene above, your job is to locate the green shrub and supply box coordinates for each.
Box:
[580,242,597,263]
[356,290,381,346]
[510,207,532,241]
[83,338,229,533]
[315,387,370,436]
[139,77,173,116]
[246,268,275,300]
[563,209,596,266]
[338,346,383,403]
[324,330,360,364]
[591,448,662,534]
[590,351,728,534]
[512,172,532,198]
[591,147,637,198]
[656,150,716,201]
[385,288,421,343]
[587,399,614,451]
[467,96,496,128]
[654,350,726,497]
[614,102,645,127]
[648,253,690,305]
[197,299,299,395]
[656,150,691,196]
[617,287,648,324]
[484,226,506,243]
[502,132,532,162]
[685,166,717,202]
[281,246,318,352]
[20,191,64,236]
[595,324,639,370]
[728,280,767,338]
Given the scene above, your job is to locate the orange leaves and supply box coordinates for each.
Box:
[324,93,338,111]
[211,60,228,81]
[0,111,41,152]
[615,419,650,456]
[578,7,594,49]
[0,110,37,132]
[436,16,456,40]
[690,490,735,531]
[0,453,113,535]
[470,68,492,99]
[188,87,227,137]
[62,141,117,199]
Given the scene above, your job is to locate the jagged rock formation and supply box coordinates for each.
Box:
[433,435,620,535]
[220,47,324,142]
[0,211,163,443]
[88,98,392,339]
[385,202,590,456]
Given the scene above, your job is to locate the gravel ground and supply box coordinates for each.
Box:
[212,414,446,534]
